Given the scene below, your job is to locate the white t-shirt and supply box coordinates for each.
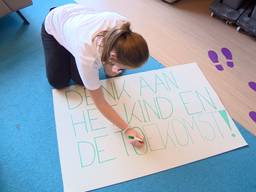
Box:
[44,3,128,90]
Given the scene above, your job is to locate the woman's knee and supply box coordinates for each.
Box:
[47,77,70,89]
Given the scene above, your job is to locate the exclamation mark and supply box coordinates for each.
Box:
[219,110,236,137]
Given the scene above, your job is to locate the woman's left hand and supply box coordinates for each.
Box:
[104,63,123,77]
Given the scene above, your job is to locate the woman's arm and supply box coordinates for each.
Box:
[88,87,144,147]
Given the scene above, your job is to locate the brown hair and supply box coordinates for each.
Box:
[100,22,149,68]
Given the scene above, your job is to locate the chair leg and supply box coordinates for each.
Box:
[16,10,29,24]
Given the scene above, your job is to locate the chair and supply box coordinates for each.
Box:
[0,0,33,24]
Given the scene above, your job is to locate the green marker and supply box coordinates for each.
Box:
[128,135,144,143]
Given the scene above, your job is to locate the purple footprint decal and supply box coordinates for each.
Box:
[248,81,256,92]
[221,47,234,68]
[208,50,224,71]
[248,82,256,124]
[249,111,256,123]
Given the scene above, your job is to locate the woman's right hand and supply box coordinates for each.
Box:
[89,88,144,148]
[124,128,145,148]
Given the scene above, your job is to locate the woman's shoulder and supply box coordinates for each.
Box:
[95,11,128,21]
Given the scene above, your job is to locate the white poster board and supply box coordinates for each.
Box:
[52,63,247,192]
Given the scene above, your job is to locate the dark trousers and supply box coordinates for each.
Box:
[41,22,83,89]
